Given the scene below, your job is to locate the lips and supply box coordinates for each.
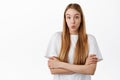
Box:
[71,25,76,29]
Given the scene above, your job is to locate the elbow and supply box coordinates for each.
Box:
[50,70,54,74]
[85,70,95,75]
[88,68,96,75]
[50,69,56,74]
[51,72,55,75]
[89,71,95,75]
[87,64,96,75]
[51,71,56,75]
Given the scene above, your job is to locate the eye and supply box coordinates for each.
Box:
[75,16,79,19]
[66,16,71,19]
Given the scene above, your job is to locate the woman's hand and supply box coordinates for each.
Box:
[85,54,98,65]
[48,54,98,69]
[48,56,62,69]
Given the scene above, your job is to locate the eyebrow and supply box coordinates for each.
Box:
[66,13,80,16]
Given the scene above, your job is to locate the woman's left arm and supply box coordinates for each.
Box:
[59,62,97,75]
[48,56,97,75]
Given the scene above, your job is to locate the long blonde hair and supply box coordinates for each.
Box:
[58,3,88,65]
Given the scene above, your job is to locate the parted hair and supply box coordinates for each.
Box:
[58,3,88,65]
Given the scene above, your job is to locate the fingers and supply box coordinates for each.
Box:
[91,58,98,64]
[48,57,59,69]
[86,60,97,65]
[49,56,58,60]
[89,54,97,59]
[89,54,96,57]
[48,60,51,68]
[49,57,54,60]
[48,59,53,69]
[86,54,98,65]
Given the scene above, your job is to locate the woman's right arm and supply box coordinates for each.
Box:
[48,57,74,74]
[50,68,74,74]
[48,54,97,74]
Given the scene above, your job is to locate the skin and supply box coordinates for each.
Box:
[66,9,81,34]
[48,8,98,75]
[48,55,98,75]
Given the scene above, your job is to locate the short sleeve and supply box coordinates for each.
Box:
[88,34,103,62]
[45,32,61,58]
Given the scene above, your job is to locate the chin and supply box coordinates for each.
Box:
[71,29,77,32]
[70,30,77,33]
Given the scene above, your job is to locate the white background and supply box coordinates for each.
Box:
[0,0,120,80]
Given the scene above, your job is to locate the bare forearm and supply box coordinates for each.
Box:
[50,68,74,74]
[59,62,97,75]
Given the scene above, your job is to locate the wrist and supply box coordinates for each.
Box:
[58,61,63,68]
[59,61,67,68]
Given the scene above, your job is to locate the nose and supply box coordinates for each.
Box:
[71,18,75,24]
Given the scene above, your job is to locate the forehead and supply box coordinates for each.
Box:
[65,8,80,16]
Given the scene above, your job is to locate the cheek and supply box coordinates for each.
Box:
[66,21,71,27]
[76,21,81,27]
[77,23,80,27]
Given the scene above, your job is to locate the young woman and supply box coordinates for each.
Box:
[45,3,103,80]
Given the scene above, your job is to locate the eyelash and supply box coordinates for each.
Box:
[67,16,71,19]
[66,16,79,19]
[75,16,79,19]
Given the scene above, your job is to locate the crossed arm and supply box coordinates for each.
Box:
[48,54,98,75]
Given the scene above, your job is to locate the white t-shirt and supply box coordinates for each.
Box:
[45,32,103,80]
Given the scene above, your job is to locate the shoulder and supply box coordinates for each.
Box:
[87,34,97,43]
[52,31,62,36]
[88,34,96,39]
[50,31,62,41]
[52,31,62,38]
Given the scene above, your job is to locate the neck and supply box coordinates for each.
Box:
[70,31,78,35]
